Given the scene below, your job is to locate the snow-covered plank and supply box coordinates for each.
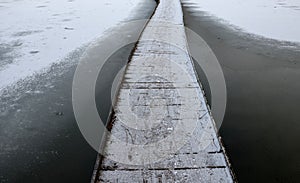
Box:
[94,0,234,182]
[98,168,233,183]
[101,152,227,170]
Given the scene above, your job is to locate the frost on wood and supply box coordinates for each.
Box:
[94,0,234,182]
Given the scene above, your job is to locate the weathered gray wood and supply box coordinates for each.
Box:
[94,0,234,182]
[99,169,232,183]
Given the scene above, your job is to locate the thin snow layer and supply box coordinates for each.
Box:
[0,0,141,90]
[186,0,300,42]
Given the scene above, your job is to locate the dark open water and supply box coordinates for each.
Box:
[0,1,156,182]
[182,1,300,182]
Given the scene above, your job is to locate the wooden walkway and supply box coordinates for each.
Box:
[92,0,234,182]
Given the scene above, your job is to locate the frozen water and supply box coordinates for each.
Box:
[0,0,142,91]
[186,0,300,42]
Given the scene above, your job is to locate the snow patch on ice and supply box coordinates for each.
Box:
[186,0,300,43]
[0,0,142,91]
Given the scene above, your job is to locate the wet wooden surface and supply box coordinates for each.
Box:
[93,0,234,182]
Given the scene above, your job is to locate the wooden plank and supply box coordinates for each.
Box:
[101,152,227,170]
[99,169,232,183]
[93,0,235,182]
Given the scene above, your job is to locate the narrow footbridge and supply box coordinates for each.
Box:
[92,0,235,182]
